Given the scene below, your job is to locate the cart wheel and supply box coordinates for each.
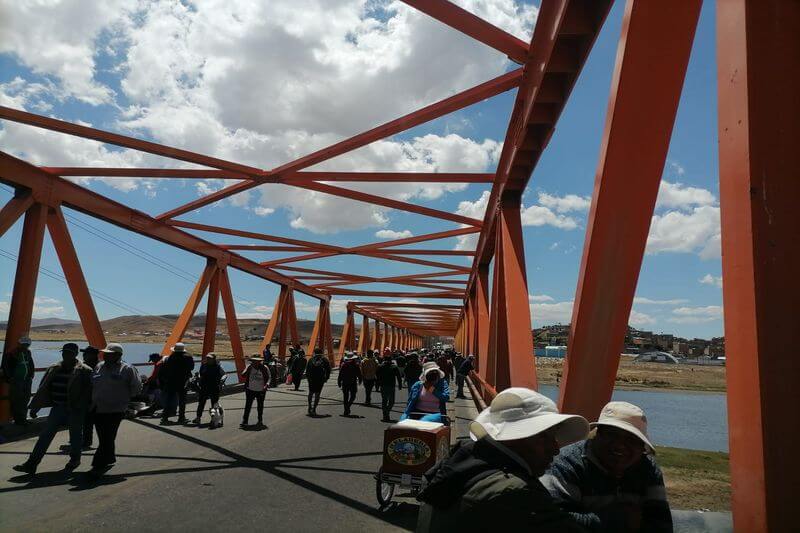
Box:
[375,468,395,507]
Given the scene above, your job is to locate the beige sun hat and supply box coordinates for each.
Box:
[172,342,186,353]
[591,401,655,454]
[419,361,445,381]
[471,387,589,446]
[100,343,124,355]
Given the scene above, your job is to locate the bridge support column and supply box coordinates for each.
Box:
[357,314,370,354]
[486,192,536,391]
[717,1,800,530]
[202,268,220,358]
[218,267,246,378]
[46,205,105,350]
[260,286,288,355]
[338,307,355,360]
[558,0,701,419]
[0,202,46,422]
[474,264,490,375]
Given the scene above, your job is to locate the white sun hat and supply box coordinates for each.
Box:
[591,401,655,454]
[172,342,186,353]
[419,361,445,381]
[471,387,589,446]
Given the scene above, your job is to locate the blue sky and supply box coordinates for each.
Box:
[0,0,723,339]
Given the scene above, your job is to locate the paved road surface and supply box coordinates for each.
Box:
[0,376,476,533]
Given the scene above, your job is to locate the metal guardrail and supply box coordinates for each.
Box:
[466,370,496,412]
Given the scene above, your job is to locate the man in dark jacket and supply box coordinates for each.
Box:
[305,348,331,416]
[337,352,362,416]
[13,343,92,474]
[193,353,225,424]
[455,355,474,399]
[290,345,307,391]
[403,354,422,392]
[2,335,35,426]
[159,342,194,424]
[417,388,589,532]
[542,402,672,532]
[375,356,403,422]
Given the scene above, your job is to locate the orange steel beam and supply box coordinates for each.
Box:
[259,286,287,354]
[0,191,34,237]
[0,153,327,300]
[306,300,325,354]
[558,0,701,420]
[322,289,462,298]
[167,220,343,252]
[323,304,335,365]
[43,168,494,183]
[401,0,529,63]
[487,193,536,391]
[283,172,494,183]
[0,202,47,421]
[202,268,221,357]
[158,68,523,220]
[290,181,482,227]
[0,106,261,178]
[43,167,232,179]
[286,291,300,347]
[357,314,370,354]
[161,261,217,356]
[717,1,800,530]
[353,226,479,252]
[338,308,355,359]
[474,264,490,374]
[372,250,474,256]
[46,206,106,349]
[353,303,461,309]
[219,245,316,252]
[466,0,613,296]
[218,267,246,378]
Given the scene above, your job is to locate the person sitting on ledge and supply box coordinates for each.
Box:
[541,401,672,532]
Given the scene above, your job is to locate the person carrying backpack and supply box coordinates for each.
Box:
[290,345,307,391]
[376,356,404,422]
[305,348,331,416]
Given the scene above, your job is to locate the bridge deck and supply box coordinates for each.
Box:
[0,377,476,532]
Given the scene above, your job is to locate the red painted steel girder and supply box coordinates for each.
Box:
[465,0,613,296]
[400,0,529,63]
[156,68,523,220]
[44,168,494,183]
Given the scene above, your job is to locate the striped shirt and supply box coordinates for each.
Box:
[541,440,672,532]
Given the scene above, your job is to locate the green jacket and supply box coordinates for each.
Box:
[29,361,93,411]
[417,439,585,532]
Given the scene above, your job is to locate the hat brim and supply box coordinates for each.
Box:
[590,420,655,454]
[100,349,121,354]
[471,409,589,446]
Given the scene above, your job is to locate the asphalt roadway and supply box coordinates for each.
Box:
[0,375,477,533]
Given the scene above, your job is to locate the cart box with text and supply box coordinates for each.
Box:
[382,419,451,476]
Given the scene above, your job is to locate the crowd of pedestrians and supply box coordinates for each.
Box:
[3,337,673,532]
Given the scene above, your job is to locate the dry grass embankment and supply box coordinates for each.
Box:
[537,356,727,393]
[657,446,730,511]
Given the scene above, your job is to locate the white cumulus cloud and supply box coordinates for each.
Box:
[699,274,723,288]
[646,206,721,259]
[669,305,723,324]
[537,192,591,213]
[375,229,414,240]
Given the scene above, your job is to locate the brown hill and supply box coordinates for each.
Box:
[23,314,343,340]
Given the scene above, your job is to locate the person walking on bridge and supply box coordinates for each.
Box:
[289,344,307,391]
[338,352,362,416]
[193,353,225,425]
[13,343,93,475]
[1,335,35,426]
[455,354,474,399]
[376,356,403,422]
[360,350,378,405]
[160,342,194,424]
[88,343,141,478]
[403,353,422,393]
[241,355,270,428]
[306,348,331,416]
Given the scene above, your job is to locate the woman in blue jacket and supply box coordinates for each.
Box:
[400,362,449,423]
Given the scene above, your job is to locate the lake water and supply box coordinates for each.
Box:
[5,341,729,452]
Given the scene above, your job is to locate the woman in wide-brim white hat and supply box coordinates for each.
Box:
[400,362,450,423]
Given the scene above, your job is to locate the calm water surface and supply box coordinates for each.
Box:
[5,342,729,452]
